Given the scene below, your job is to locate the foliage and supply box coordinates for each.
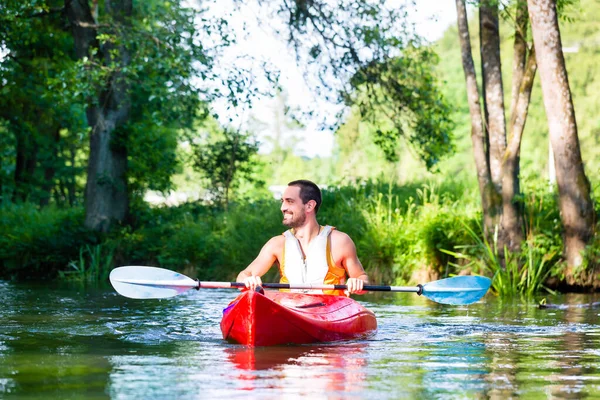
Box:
[0,0,88,205]
[191,125,262,206]
[1,178,599,296]
[116,203,222,275]
[0,0,231,207]
[114,196,283,280]
[315,179,481,284]
[442,223,559,298]
[58,243,115,283]
[0,203,96,280]
[121,1,230,198]
[347,47,455,169]
[0,121,16,202]
[263,0,455,170]
[441,178,565,297]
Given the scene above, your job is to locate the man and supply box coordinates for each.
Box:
[237,179,369,295]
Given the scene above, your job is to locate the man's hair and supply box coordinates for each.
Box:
[288,179,322,213]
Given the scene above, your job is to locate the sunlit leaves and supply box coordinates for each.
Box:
[0,0,88,204]
[348,47,455,169]
[0,0,236,203]
[267,0,453,169]
[191,125,261,206]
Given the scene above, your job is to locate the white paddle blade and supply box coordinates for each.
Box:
[110,266,198,299]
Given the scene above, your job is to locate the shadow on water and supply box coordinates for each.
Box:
[1,282,600,399]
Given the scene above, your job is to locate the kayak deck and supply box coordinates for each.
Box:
[220,290,377,346]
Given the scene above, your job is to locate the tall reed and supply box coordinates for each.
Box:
[59,243,115,283]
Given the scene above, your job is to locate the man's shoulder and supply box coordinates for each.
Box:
[266,235,286,248]
[264,235,285,261]
[330,229,353,243]
[329,229,357,258]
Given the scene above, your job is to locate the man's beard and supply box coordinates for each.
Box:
[282,211,306,228]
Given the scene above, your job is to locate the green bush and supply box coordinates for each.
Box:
[0,203,96,279]
[317,179,481,284]
[112,196,283,281]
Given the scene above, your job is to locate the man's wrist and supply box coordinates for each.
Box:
[237,271,250,282]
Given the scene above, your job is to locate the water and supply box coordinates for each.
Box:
[1,281,600,399]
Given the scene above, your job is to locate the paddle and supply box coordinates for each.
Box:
[110,266,491,305]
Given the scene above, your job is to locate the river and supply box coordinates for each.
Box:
[1,280,599,399]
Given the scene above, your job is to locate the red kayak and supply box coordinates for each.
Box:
[220,289,377,346]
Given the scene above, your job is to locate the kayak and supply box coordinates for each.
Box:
[220,289,377,346]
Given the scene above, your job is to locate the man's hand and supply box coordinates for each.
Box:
[345,277,366,296]
[241,275,263,291]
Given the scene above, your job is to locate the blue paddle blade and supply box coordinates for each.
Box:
[421,276,492,305]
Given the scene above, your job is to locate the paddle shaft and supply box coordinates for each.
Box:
[202,281,423,294]
[116,278,423,294]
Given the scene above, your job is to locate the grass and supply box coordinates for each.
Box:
[58,243,115,283]
[441,219,560,298]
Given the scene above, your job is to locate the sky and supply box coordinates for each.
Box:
[210,0,458,158]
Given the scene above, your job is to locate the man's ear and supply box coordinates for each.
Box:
[306,200,317,212]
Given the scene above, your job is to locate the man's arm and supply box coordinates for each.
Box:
[236,236,283,290]
[331,231,369,294]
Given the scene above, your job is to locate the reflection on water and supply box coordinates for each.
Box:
[0,282,600,399]
[225,344,367,397]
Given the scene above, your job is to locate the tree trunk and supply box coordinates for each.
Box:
[65,0,131,232]
[548,141,556,184]
[455,0,501,238]
[479,1,507,251]
[13,130,37,202]
[68,147,78,206]
[40,127,62,207]
[501,4,534,253]
[527,0,596,271]
[510,0,529,113]
[479,1,507,194]
[503,46,537,251]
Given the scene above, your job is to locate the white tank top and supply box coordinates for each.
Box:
[282,225,333,285]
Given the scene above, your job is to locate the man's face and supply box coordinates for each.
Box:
[280,185,307,228]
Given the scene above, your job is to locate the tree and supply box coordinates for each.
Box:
[262,0,455,170]
[455,0,538,255]
[63,0,219,231]
[527,0,595,272]
[455,0,502,244]
[1,1,231,217]
[503,0,537,254]
[192,127,260,208]
[0,0,88,205]
[64,0,132,232]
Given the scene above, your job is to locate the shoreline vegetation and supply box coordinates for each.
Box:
[1,178,598,297]
[1,0,599,299]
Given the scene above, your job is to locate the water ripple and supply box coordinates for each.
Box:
[1,282,599,399]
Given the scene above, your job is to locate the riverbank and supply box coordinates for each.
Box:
[1,179,598,295]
